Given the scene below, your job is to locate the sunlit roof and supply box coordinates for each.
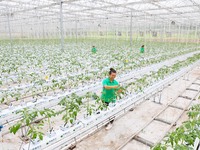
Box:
[0,0,200,37]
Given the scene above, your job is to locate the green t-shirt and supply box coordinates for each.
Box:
[92,47,97,53]
[101,78,119,103]
[140,47,144,53]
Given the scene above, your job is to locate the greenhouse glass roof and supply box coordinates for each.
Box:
[0,0,200,31]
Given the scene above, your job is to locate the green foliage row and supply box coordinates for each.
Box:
[153,103,200,150]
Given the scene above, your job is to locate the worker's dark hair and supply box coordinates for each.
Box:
[141,45,144,47]
[109,68,116,75]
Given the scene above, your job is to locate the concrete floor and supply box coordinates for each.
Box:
[74,67,200,150]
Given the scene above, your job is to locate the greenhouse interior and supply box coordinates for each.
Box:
[0,0,200,150]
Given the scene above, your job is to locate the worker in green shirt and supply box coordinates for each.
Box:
[140,45,144,53]
[91,46,97,53]
[101,68,122,130]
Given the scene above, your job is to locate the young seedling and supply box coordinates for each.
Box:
[1,91,10,105]
[95,97,108,112]
[59,95,82,129]
[39,108,56,135]
[84,94,95,118]
[11,90,21,101]
[51,79,59,94]
[9,108,44,144]
[59,79,67,91]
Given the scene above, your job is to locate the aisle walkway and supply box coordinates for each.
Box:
[73,67,200,150]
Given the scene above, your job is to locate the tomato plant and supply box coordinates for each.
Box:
[59,94,82,127]
[152,104,200,150]
[10,108,44,141]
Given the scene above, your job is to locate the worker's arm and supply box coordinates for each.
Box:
[104,85,119,89]
[117,85,126,93]
[103,79,118,89]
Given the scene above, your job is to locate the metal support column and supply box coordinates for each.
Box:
[163,22,166,47]
[6,6,12,51]
[130,11,133,50]
[115,24,117,49]
[75,19,78,44]
[20,19,23,39]
[178,24,181,43]
[144,14,147,47]
[59,0,64,51]
[186,24,190,46]
[42,17,45,39]
[180,22,183,44]
[195,24,198,45]
[168,21,171,45]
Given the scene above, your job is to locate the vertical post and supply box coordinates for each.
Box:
[42,17,45,39]
[115,24,117,49]
[136,20,138,42]
[59,0,64,51]
[98,22,100,38]
[36,13,39,39]
[126,25,128,41]
[20,19,23,39]
[130,11,133,50]
[186,24,190,46]
[162,22,165,43]
[180,22,183,44]
[195,24,198,45]
[163,22,167,48]
[106,21,108,42]
[33,18,35,39]
[6,6,12,51]
[28,19,30,39]
[178,24,181,43]
[104,20,106,45]
[75,20,78,44]
[168,21,171,46]
[197,26,199,44]
[144,14,147,47]
[153,16,156,43]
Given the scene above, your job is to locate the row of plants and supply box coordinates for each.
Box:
[8,54,200,146]
[119,53,200,96]
[152,100,200,150]
[9,92,107,143]
[0,43,156,82]
[3,47,196,86]
[1,40,197,86]
[0,47,197,106]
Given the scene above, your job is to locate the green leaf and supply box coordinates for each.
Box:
[152,143,167,150]
[174,145,188,150]
[27,128,33,136]
[1,97,5,103]
[39,133,43,140]
[32,132,37,139]
[10,123,21,134]
[40,111,44,115]
[73,111,77,117]
[70,118,73,124]
[26,119,30,125]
